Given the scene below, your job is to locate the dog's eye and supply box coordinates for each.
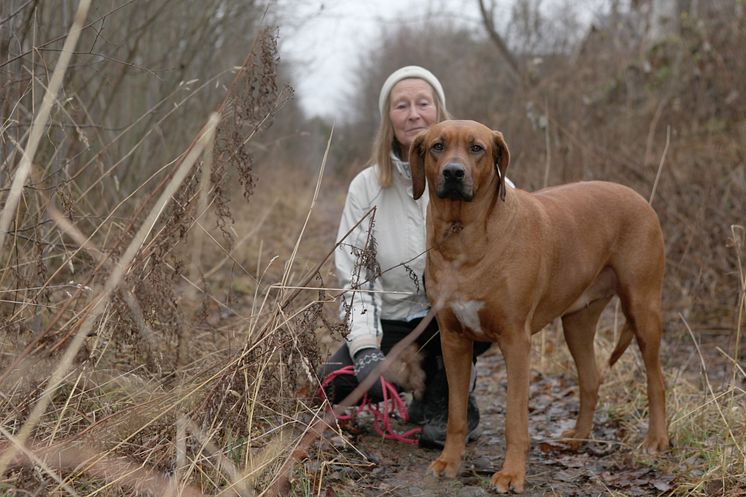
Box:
[431,142,444,152]
[470,144,483,153]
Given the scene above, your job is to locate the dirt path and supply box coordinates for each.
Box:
[308,347,678,496]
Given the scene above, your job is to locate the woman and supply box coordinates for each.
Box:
[320,66,488,447]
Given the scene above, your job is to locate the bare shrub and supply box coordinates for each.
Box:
[0,2,319,494]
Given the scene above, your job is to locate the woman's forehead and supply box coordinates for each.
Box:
[389,78,434,100]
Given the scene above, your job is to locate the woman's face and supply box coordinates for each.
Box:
[388,78,438,158]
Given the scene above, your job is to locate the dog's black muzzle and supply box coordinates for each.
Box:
[437,163,473,201]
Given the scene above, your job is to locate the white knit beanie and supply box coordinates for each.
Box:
[378,66,446,116]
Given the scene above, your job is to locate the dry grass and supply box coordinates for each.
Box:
[1,3,745,497]
[536,301,746,495]
[0,18,334,495]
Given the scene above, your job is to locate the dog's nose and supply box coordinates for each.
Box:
[443,163,465,181]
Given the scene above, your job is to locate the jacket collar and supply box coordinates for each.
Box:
[391,151,411,181]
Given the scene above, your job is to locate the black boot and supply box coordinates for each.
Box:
[411,364,481,448]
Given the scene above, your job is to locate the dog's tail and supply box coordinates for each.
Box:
[608,322,634,367]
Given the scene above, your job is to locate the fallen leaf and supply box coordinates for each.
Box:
[556,469,583,482]
[652,478,674,492]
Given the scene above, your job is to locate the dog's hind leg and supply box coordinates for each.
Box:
[610,208,668,452]
[624,297,668,451]
[616,278,668,452]
[560,297,611,448]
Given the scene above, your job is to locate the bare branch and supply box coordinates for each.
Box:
[478,0,522,83]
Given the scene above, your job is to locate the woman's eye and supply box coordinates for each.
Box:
[470,144,483,153]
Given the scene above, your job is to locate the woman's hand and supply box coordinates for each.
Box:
[353,348,387,402]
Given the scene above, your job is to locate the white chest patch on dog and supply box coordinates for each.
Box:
[450,300,485,335]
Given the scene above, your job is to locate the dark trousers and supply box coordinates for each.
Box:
[318,316,491,404]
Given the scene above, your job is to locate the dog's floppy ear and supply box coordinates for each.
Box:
[492,130,510,201]
[409,130,428,200]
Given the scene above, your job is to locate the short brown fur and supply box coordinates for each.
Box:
[410,120,668,493]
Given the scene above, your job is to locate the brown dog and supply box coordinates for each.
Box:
[409,120,668,493]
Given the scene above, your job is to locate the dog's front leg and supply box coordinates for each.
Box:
[428,328,473,479]
[492,329,531,493]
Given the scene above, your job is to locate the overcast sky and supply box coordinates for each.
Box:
[277,0,611,119]
[277,0,485,119]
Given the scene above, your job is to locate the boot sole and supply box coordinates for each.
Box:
[418,426,482,449]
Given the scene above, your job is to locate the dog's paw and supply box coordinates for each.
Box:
[559,428,587,450]
[641,432,669,453]
[491,468,526,494]
[428,457,460,479]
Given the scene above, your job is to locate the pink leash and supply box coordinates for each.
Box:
[319,366,422,445]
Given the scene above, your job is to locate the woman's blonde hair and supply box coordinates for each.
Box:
[370,81,451,188]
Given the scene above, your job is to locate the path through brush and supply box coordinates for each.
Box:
[305,347,679,496]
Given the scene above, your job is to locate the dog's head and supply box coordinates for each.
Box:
[409,120,510,202]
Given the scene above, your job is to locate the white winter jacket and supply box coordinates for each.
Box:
[335,154,430,357]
